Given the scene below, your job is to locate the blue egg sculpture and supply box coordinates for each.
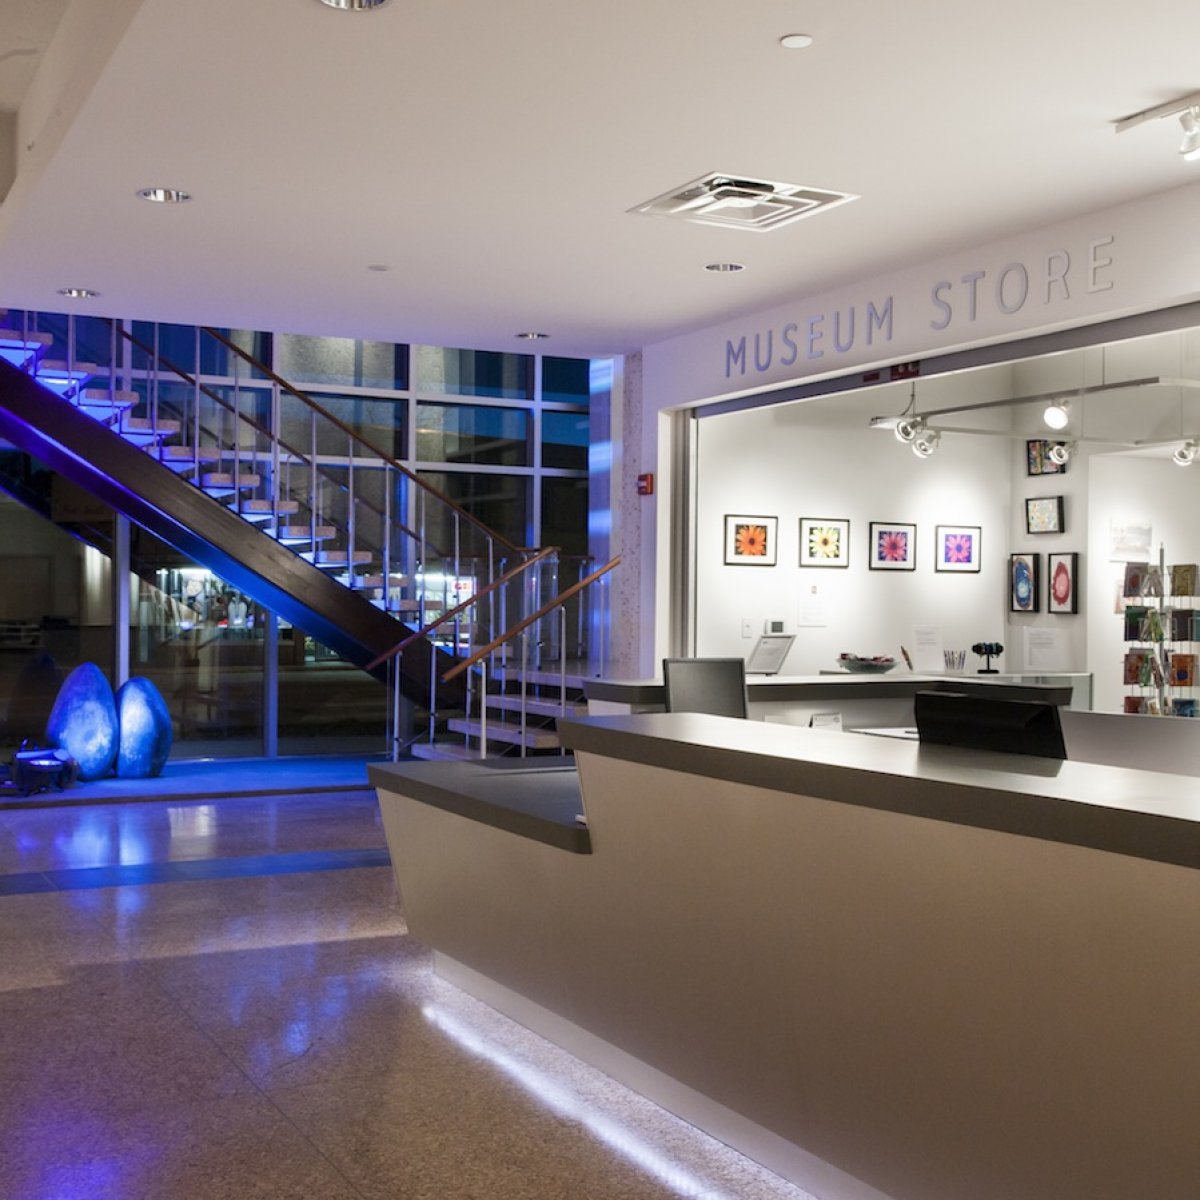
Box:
[45,662,119,781]
[115,677,173,779]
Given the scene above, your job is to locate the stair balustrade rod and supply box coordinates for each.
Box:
[428,630,437,745]
[479,659,488,760]
[346,431,357,591]
[520,632,529,758]
[232,353,242,494]
[271,384,282,517]
[190,325,199,472]
[391,656,402,762]
[309,410,318,549]
[559,607,567,714]
[383,472,393,613]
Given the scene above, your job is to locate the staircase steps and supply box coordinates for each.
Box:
[483,694,589,719]
[0,329,53,372]
[157,445,221,471]
[275,524,336,545]
[35,360,98,399]
[238,498,301,520]
[302,549,374,569]
[410,741,490,762]
[447,717,562,750]
[200,471,262,497]
[491,666,589,689]
[120,416,182,445]
[77,389,139,423]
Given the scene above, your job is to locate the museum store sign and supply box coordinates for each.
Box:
[642,179,1200,412]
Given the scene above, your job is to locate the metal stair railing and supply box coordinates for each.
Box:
[365,545,560,759]
[9,311,539,628]
[441,556,620,759]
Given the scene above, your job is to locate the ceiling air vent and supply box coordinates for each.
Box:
[630,172,857,232]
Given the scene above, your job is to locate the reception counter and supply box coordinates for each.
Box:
[370,713,1199,1200]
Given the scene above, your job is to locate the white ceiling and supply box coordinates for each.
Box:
[1,0,1200,360]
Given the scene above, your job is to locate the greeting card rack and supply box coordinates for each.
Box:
[1121,545,1199,717]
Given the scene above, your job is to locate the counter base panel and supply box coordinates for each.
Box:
[436,953,891,1200]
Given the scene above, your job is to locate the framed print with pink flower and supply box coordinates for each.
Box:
[799,518,850,568]
[1048,551,1079,614]
[868,522,916,571]
[724,515,777,566]
[934,524,981,573]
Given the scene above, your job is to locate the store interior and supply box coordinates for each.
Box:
[694,323,1200,715]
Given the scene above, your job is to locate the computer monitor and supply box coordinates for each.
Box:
[662,657,749,719]
[913,689,1067,760]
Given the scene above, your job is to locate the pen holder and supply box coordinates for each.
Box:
[943,650,966,672]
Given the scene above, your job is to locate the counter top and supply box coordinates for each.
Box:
[584,672,1082,705]
[368,757,589,853]
[558,712,1200,870]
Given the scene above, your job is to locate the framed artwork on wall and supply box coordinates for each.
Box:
[1010,552,1041,613]
[799,518,850,568]
[868,522,916,571]
[724,515,778,565]
[1025,495,1065,534]
[934,525,981,573]
[1048,551,1079,614]
[1026,439,1067,476]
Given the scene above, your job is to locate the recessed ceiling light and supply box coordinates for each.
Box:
[318,0,390,8]
[779,33,814,49]
[705,262,745,273]
[515,332,550,340]
[57,287,99,299]
[367,264,390,272]
[137,187,191,204]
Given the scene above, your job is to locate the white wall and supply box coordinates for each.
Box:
[695,389,1012,674]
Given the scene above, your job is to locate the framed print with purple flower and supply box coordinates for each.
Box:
[868,522,916,571]
[799,518,850,568]
[935,524,981,573]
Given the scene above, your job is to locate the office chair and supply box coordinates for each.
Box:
[662,657,749,719]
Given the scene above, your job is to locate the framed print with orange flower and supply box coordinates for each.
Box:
[724,515,777,566]
[868,522,916,571]
[799,518,850,568]
[934,524,981,573]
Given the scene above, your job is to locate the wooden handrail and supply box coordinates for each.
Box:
[442,556,620,683]
[113,322,436,554]
[364,545,559,671]
[202,327,526,555]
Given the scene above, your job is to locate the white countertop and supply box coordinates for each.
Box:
[558,712,1200,870]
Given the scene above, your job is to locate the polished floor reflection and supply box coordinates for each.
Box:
[0,790,814,1200]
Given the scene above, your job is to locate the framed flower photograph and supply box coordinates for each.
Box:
[934,525,980,573]
[1026,438,1067,476]
[1048,551,1079,614]
[868,522,916,571]
[1025,495,1065,534]
[724,515,777,566]
[1010,552,1041,613]
[799,518,850,568]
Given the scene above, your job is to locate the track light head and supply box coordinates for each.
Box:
[1173,439,1198,466]
[1181,108,1200,161]
[1043,399,1071,430]
[1047,441,1075,466]
[894,416,922,444]
[911,429,941,459]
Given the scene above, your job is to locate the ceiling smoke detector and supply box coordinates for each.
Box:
[630,172,857,232]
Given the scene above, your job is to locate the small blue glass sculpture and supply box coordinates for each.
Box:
[115,677,173,778]
[45,662,119,780]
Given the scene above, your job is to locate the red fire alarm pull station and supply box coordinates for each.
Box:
[637,473,654,496]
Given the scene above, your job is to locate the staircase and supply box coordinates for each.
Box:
[0,313,617,754]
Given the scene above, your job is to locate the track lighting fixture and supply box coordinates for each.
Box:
[1173,439,1198,466]
[1114,89,1200,164]
[894,416,923,444]
[1043,399,1070,430]
[1180,108,1200,161]
[1047,441,1075,466]
[912,429,941,459]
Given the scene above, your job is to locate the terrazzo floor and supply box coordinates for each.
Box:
[0,786,817,1200]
